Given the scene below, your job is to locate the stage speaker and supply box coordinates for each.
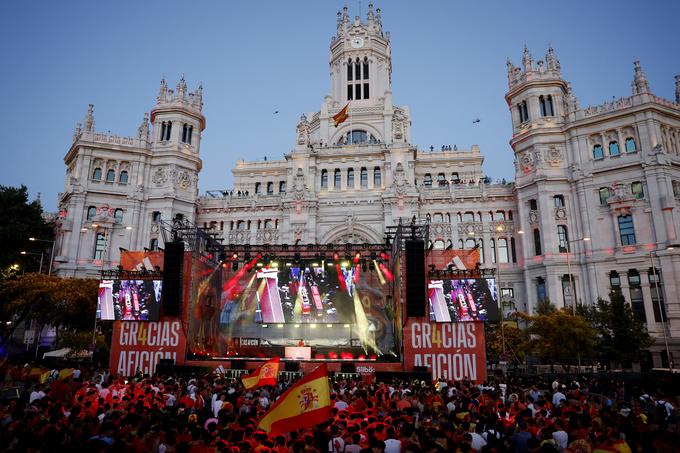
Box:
[285,361,300,372]
[405,239,426,317]
[162,241,184,317]
[340,363,356,373]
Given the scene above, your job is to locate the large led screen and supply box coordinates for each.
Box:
[428,278,496,322]
[98,279,162,321]
[186,260,397,358]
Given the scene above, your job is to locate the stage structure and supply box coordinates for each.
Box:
[105,218,490,382]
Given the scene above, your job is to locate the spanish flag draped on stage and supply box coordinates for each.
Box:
[333,103,350,127]
[258,363,331,435]
[241,357,280,390]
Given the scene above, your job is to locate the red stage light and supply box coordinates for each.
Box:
[328,351,338,359]
[358,354,366,360]
[333,252,340,261]
[353,252,361,264]
[340,352,353,360]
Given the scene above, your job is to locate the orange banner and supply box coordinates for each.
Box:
[426,249,480,271]
[403,319,486,383]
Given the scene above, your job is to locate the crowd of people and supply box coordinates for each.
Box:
[0,362,678,452]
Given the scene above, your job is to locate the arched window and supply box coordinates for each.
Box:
[423,174,432,187]
[164,121,172,141]
[363,57,369,81]
[625,137,636,153]
[517,101,529,122]
[255,182,261,194]
[539,95,554,116]
[498,238,509,263]
[181,123,189,143]
[347,57,369,100]
[321,170,328,189]
[267,182,274,194]
[347,168,354,188]
[114,208,123,224]
[463,211,474,222]
[495,211,506,221]
[347,58,353,82]
[433,240,445,250]
[437,173,446,186]
[344,130,377,145]
[465,238,476,249]
[187,126,193,144]
[458,239,464,249]
[279,181,286,193]
[609,141,620,156]
[92,167,102,180]
[152,211,161,222]
[237,220,246,230]
[539,96,546,116]
[87,206,97,220]
[433,213,443,223]
[149,238,158,251]
[451,172,460,184]
[490,238,497,263]
[374,167,381,187]
[557,225,569,252]
[334,169,341,189]
[106,169,116,182]
[160,122,166,141]
[360,168,368,188]
[533,228,542,256]
[119,170,128,184]
[264,219,273,229]
[593,144,604,160]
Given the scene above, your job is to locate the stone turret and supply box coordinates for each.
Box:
[84,104,95,133]
[632,60,650,95]
[507,45,562,89]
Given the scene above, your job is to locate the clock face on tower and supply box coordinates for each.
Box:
[351,36,364,48]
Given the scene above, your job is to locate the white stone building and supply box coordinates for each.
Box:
[54,5,680,367]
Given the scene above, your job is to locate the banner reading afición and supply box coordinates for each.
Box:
[109,319,187,376]
[403,320,486,383]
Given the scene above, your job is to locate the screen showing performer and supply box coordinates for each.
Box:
[428,278,496,322]
[97,279,162,321]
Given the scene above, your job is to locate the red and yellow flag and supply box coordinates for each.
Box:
[333,103,350,127]
[241,357,280,390]
[258,363,331,435]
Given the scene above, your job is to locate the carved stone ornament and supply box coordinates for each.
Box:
[545,147,563,167]
[393,162,407,196]
[392,108,407,141]
[152,167,167,185]
[296,115,310,146]
[554,207,567,220]
[519,151,534,174]
[293,168,306,201]
[528,209,539,225]
[176,171,191,190]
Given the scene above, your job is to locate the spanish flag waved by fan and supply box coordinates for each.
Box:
[258,363,331,435]
[332,103,350,127]
[241,357,281,390]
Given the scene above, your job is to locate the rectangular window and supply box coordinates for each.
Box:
[355,83,361,100]
[360,168,368,188]
[94,232,107,260]
[529,199,538,210]
[347,63,353,81]
[363,60,369,80]
[363,83,369,99]
[355,63,361,81]
[618,215,636,245]
[500,288,514,298]
[628,272,646,322]
[609,271,621,294]
[536,278,546,303]
[599,187,610,205]
[631,181,644,199]
[347,85,353,100]
[553,195,565,207]
[557,225,569,252]
[649,269,666,322]
[533,228,542,256]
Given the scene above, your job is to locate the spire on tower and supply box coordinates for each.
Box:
[177,76,187,97]
[367,2,374,21]
[158,77,168,103]
[195,84,203,108]
[337,10,343,34]
[84,104,95,133]
[73,122,82,142]
[342,5,349,31]
[546,45,560,72]
[522,45,533,72]
[632,60,650,95]
[138,112,150,141]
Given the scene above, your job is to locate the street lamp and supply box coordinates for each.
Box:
[565,237,590,315]
[495,224,507,358]
[20,251,45,274]
[29,237,56,275]
[649,246,675,369]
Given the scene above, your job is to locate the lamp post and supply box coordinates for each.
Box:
[495,224,507,358]
[649,247,673,369]
[29,237,55,275]
[20,251,45,274]
[565,237,591,315]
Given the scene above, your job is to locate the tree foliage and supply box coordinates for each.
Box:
[0,273,98,346]
[517,301,597,364]
[0,185,54,276]
[485,323,530,364]
[582,291,653,368]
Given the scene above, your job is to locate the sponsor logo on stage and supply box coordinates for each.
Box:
[355,365,375,375]
[404,320,486,383]
[240,338,261,347]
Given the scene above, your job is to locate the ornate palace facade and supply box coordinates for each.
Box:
[54,5,680,366]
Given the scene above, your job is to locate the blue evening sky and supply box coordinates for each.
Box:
[1,1,678,212]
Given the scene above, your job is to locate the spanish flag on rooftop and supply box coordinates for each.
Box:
[258,363,331,435]
[333,103,350,127]
[241,357,280,390]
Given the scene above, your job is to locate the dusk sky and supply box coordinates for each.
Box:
[1,1,678,212]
